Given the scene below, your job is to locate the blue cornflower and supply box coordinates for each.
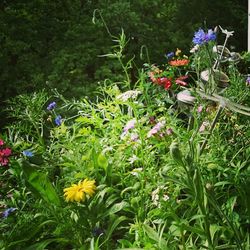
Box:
[193,28,216,45]
[22,150,34,157]
[2,207,17,218]
[205,29,216,42]
[166,52,174,59]
[55,115,62,126]
[47,101,56,111]
[193,28,206,45]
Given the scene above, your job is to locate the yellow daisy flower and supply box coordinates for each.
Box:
[64,179,96,202]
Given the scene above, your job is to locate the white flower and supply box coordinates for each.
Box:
[116,90,141,102]
[102,146,114,154]
[190,44,199,53]
[151,186,170,207]
[131,167,143,177]
[128,155,139,164]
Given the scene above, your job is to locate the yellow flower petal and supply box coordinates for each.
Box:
[63,178,96,202]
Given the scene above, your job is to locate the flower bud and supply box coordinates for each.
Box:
[169,141,183,164]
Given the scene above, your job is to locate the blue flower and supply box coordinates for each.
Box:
[55,115,62,126]
[22,150,34,157]
[192,28,206,45]
[205,29,216,42]
[47,101,56,111]
[2,208,17,218]
[193,28,216,45]
[166,52,174,59]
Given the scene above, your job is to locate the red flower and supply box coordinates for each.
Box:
[175,75,188,86]
[164,79,172,90]
[156,77,172,90]
[169,59,189,66]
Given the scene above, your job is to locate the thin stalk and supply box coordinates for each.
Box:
[213,35,230,70]
[199,105,224,156]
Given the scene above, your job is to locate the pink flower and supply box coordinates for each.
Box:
[0,139,4,146]
[175,75,188,86]
[147,120,166,138]
[197,106,203,113]
[121,119,137,138]
[0,147,12,167]
[2,148,11,157]
[199,121,209,132]
[123,119,136,133]
[0,158,9,166]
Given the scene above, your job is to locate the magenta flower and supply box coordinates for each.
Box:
[2,148,11,157]
[0,147,11,166]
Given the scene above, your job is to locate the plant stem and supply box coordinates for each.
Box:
[199,105,224,156]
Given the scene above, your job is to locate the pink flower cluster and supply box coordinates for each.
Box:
[0,139,12,166]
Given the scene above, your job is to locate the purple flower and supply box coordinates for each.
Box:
[193,28,206,45]
[55,115,62,126]
[166,52,174,59]
[121,119,136,138]
[205,29,216,42]
[2,207,17,218]
[193,28,216,45]
[47,101,56,111]
[22,150,33,157]
[246,76,250,86]
[147,120,166,138]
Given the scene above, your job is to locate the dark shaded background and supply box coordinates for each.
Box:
[0,0,248,128]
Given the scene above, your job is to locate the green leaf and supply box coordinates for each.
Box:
[106,201,129,216]
[142,224,168,250]
[97,153,108,169]
[21,160,61,206]
[25,238,69,250]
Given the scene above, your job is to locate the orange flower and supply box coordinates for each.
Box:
[169,59,189,66]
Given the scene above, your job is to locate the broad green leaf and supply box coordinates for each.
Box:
[21,160,61,206]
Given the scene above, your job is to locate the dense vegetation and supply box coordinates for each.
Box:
[0,1,250,249]
[0,22,250,249]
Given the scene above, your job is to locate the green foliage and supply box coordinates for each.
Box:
[0,25,250,250]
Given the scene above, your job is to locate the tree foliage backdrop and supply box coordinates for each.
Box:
[0,0,247,107]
